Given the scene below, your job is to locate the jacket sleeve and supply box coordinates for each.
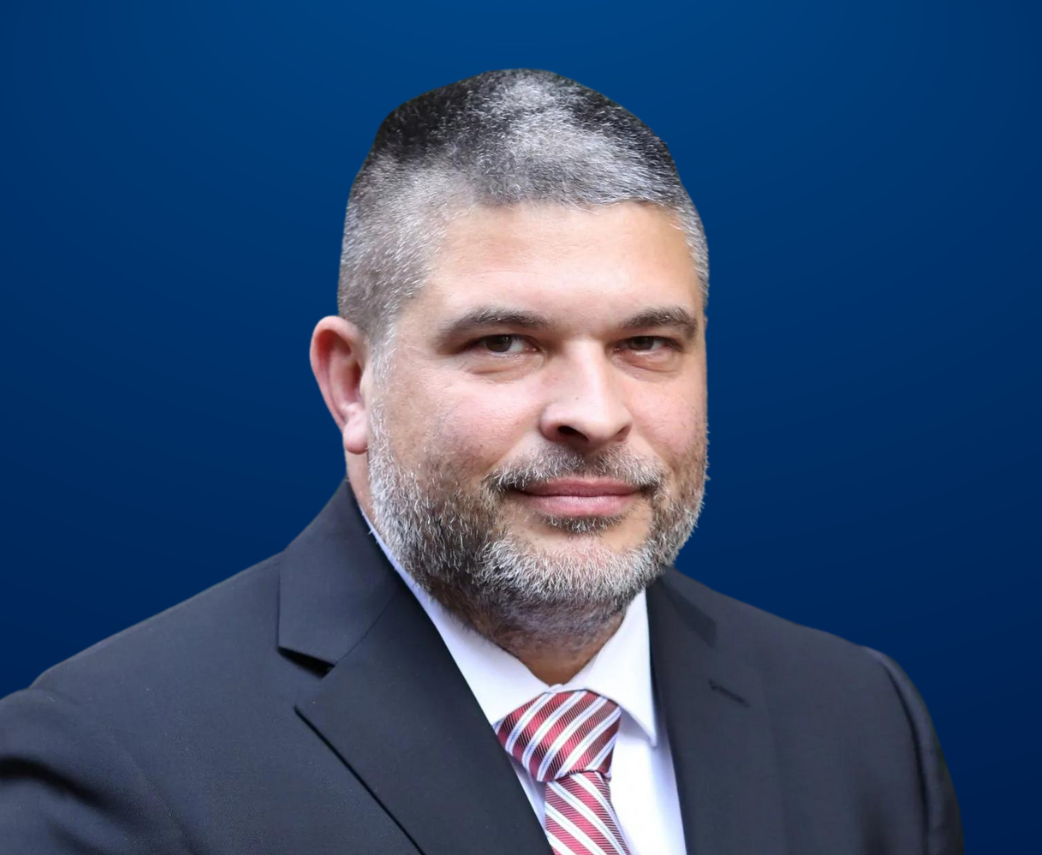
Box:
[862,647,965,855]
[0,686,194,854]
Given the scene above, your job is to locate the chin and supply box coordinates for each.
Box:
[523,520,646,552]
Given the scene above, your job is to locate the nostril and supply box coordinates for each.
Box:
[558,425,584,438]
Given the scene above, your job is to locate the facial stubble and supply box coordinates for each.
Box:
[366,399,708,659]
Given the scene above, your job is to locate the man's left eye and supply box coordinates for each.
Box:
[623,336,673,352]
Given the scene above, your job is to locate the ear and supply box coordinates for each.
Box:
[310,316,371,455]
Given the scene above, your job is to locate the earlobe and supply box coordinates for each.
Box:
[342,403,369,455]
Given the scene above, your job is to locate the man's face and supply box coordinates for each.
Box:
[364,201,708,642]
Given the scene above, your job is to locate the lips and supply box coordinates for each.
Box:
[519,479,639,498]
[512,480,640,517]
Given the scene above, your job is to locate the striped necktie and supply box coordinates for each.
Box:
[496,689,631,855]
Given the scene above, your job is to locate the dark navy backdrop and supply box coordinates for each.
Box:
[2,0,1038,847]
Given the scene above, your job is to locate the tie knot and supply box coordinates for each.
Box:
[496,689,622,783]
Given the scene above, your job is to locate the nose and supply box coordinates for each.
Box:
[538,345,632,451]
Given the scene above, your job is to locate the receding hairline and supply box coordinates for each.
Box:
[428,198,697,269]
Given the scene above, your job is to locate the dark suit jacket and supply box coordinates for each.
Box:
[0,481,963,854]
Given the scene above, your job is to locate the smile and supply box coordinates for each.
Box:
[512,479,640,517]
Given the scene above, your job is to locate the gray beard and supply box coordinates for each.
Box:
[366,403,707,655]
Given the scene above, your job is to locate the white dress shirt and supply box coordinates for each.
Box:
[361,513,688,854]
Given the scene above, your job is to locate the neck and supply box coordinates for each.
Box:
[470,609,626,686]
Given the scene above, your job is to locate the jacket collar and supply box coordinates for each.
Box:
[648,573,788,854]
[277,479,401,667]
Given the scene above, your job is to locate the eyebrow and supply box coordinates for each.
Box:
[618,307,700,342]
[436,308,549,340]
[435,305,700,345]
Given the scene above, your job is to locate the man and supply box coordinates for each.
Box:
[0,69,962,854]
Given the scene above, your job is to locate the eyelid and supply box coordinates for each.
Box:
[466,333,534,354]
[619,335,683,352]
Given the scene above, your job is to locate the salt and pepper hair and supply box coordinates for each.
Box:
[337,68,708,370]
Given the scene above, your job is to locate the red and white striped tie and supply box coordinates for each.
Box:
[496,689,631,855]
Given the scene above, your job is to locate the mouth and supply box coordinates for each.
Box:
[511,479,641,517]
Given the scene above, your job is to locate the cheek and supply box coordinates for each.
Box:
[634,386,707,463]
[423,384,537,469]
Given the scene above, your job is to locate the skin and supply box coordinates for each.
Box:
[311,201,707,684]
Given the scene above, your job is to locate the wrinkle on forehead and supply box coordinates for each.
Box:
[421,202,702,315]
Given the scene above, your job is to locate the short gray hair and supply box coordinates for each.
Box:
[337,69,708,363]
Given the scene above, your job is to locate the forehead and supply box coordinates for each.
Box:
[411,202,703,324]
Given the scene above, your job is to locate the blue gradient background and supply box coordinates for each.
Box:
[2,1,1038,847]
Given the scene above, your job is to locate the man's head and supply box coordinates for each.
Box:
[312,70,709,657]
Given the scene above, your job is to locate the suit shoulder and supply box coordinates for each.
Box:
[662,571,964,850]
[662,569,893,685]
[662,570,942,770]
[30,553,284,704]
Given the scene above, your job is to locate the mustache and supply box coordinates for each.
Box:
[483,445,666,494]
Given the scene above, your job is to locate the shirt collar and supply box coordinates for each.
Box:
[360,509,658,746]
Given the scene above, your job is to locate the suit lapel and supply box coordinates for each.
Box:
[280,482,550,855]
[648,572,788,855]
